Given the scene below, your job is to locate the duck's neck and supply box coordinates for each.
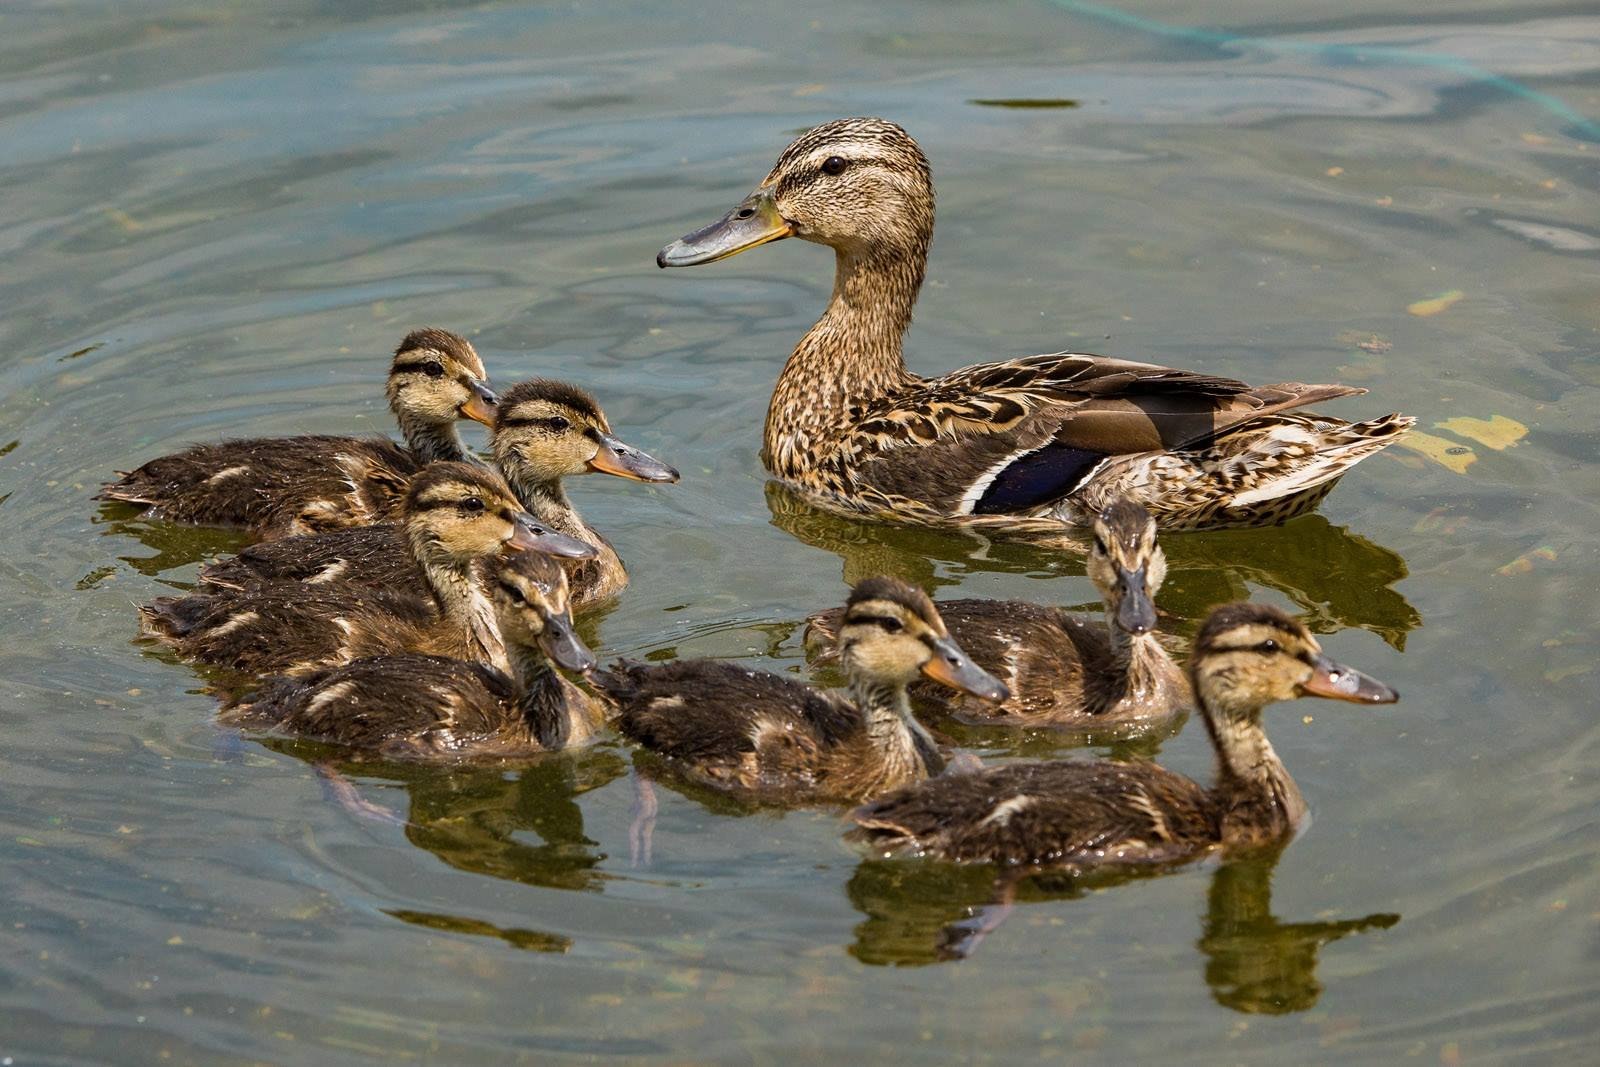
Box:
[1201,696,1307,839]
[409,536,505,670]
[396,411,469,464]
[502,469,618,593]
[508,643,602,750]
[851,675,944,787]
[764,246,925,478]
[1096,614,1179,713]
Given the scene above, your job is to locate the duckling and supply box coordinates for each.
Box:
[99,329,498,538]
[593,577,1009,806]
[806,499,1189,733]
[492,379,678,606]
[140,463,578,675]
[196,378,675,606]
[851,602,1397,869]
[657,118,1412,532]
[223,551,605,760]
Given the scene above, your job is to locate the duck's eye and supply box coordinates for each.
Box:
[878,616,904,634]
[1092,535,1109,555]
[422,360,445,379]
[461,497,485,513]
[821,155,848,176]
[499,582,525,604]
[1256,639,1280,654]
[540,416,571,433]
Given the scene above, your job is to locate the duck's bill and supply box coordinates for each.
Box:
[921,636,1011,703]
[537,611,597,673]
[588,431,680,483]
[1300,655,1399,704]
[1115,567,1157,636]
[657,191,793,267]
[459,379,499,426]
[506,516,599,560]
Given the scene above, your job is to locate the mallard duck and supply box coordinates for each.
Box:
[658,118,1413,532]
[99,328,498,538]
[223,551,605,759]
[805,499,1189,733]
[140,463,582,674]
[593,577,1009,805]
[197,379,671,606]
[851,602,1397,869]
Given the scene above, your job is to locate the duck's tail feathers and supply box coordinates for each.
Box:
[1227,412,1414,509]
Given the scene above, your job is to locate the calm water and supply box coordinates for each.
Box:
[3,1,1598,1062]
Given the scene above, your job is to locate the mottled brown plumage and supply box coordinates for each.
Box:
[806,500,1190,734]
[139,464,546,675]
[658,118,1412,531]
[223,552,605,760]
[851,602,1398,870]
[99,329,497,538]
[593,577,1009,806]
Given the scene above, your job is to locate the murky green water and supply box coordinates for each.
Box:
[3,1,1598,1062]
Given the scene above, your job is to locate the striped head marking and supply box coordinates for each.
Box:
[838,576,1008,702]
[1086,499,1164,636]
[387,328,497,428]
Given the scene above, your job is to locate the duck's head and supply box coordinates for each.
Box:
[658,117,933,268]
[492,379,679,486]
[1191,603,1398,718]
[386,328,499,429]
[486,551,596,673]
[401,462,598,565]
[837,576,1008,702]
[1085,499,1166,637]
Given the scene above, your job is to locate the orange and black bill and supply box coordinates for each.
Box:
[1299,655,1398,704]
[657,189,793,268]
[460,378,499,426]
[588,431,680,483]
[920,636,1011,703]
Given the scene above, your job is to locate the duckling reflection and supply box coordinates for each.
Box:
[844,849,1398,1014]
[261,736,627,892]
[768,482,1420,649]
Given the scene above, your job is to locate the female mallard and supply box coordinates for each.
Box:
[658,118,1412,532]
[140,463,586,675]
[805,499,1189,734]
[224,551,606,760]
[593,577,1009,805]
[851,602,1398,870]
[197,379,673,608]
[100,329,498,538]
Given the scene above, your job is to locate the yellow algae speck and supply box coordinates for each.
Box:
[1435,414,1527,451]
[1407,290,1464,317]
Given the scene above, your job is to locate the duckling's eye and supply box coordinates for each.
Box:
[878,616,904,634]
[422,360,445,379]
[461,497,485,513]
[821,155,848,176]
[538,416,571,433]
[1255,639,1280,654]
[499,582,525,604]
[1092,535,1109,555]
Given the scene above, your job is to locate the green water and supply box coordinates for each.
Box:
[3,1,1598,1062]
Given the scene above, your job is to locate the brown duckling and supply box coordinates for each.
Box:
[492,378,678,607]
[805,500,1189,733]
[198,379,678,603]
[100,329,498,538]
[140,463,569,675]
[594,577,1010,806]
[223,551,605,760]
[851,602,1398,869]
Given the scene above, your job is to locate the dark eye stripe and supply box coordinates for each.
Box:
[846,613,905,631]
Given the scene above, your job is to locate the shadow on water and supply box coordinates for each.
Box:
[94,500,252,582]
[257,735,629,894]
[845,847,1399,1013]
[766,482,1421,649]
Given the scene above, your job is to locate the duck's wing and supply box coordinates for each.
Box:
[846,354,1362,517]
[851,758,1213,869]
[198,524,415,590]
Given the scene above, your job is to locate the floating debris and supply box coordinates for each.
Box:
[1407,290,1464,317]
[1435,415,1527,451]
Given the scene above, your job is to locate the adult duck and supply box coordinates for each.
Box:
[658,118,1411,532]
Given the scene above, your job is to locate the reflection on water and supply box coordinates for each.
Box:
[768,481,1421,647]
[846,848,1398,1015]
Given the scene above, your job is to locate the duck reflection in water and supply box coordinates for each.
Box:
[766,482,1421,650]
[844,848,1397,1013]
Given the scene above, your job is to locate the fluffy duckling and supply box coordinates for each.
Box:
[805,500,1189,733]
[657,118,1411,532]
[851,603,1398,869]
[196,379,673,606]
[140,463,562,675]
[492,379,678,606]
[594,577,1009,805]
[223,551,605,760]
[100,329,497,538]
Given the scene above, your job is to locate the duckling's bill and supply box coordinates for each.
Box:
[460,379,499,426]
[1299,655,1398,704]
[657,190,792,267]
[508,515,599,560]
[920,635,1011,703]
[538,611,597,673]
[1115,566,1157,635]
[588,431,680,483]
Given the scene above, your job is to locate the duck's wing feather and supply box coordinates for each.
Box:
[199,524,416,590]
